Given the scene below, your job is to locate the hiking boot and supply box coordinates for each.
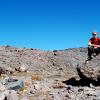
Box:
[96,53,99,56]
[87,56,93,60]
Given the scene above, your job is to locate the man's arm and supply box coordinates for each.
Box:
[88,41,100,47]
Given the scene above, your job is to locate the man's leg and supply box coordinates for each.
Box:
[98,47,100,54]
[88,46,93,59]
[94,47,100,56]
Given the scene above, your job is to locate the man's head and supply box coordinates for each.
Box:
[92,32,98,38]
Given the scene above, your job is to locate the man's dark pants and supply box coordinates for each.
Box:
[88,46,100,58]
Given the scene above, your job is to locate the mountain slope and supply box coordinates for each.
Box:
[0,46,88,79]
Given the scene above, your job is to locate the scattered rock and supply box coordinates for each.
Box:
[6,90,18,100]
[1,46,100,99]
[0,90,18,100]
[0,83,6,91]
[19,64,28,72]
[0,67,6,75]
[15,64,28,72]
[1,77,24,90]
[21,98,29,100]
[0,90,9,100]
[5,67,14,74]
[0,67,14,76]
[52,82,66,89]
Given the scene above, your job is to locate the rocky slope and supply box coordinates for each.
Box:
[2,46,100,100]
[0,46,87,79]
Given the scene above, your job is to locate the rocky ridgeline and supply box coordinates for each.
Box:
[0,46,87,78]
[1,46,100,100]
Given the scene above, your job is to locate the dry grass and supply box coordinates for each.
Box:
[31,74,42,81]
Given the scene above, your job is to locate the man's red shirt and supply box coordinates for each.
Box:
[89,37,100,46]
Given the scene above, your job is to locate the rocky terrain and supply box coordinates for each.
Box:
[0,45,100,100]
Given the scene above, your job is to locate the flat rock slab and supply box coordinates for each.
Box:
[6,79,24,90]
[1,77,24,91]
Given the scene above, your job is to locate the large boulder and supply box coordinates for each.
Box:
[77,55,100,82]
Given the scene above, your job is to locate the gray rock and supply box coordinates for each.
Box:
[0,67,6,75]
[15,64,28,72]
[7,79,24,90]
[77,55,100,81]
[0,83,6,91]
[2,46,100,99]
[1,77,24,90]
[21,99,29,100]
[6,90,18,100]
[0,46,88,79]
[0,90,9,100]
[0,66,14,75]
[0,90,18,100]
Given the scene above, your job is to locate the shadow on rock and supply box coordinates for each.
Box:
[63,67,100,87]
[62,77,91,87]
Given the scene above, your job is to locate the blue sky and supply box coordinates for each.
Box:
[0,0,100,50]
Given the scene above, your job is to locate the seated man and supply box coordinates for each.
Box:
[88,32,100,59]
